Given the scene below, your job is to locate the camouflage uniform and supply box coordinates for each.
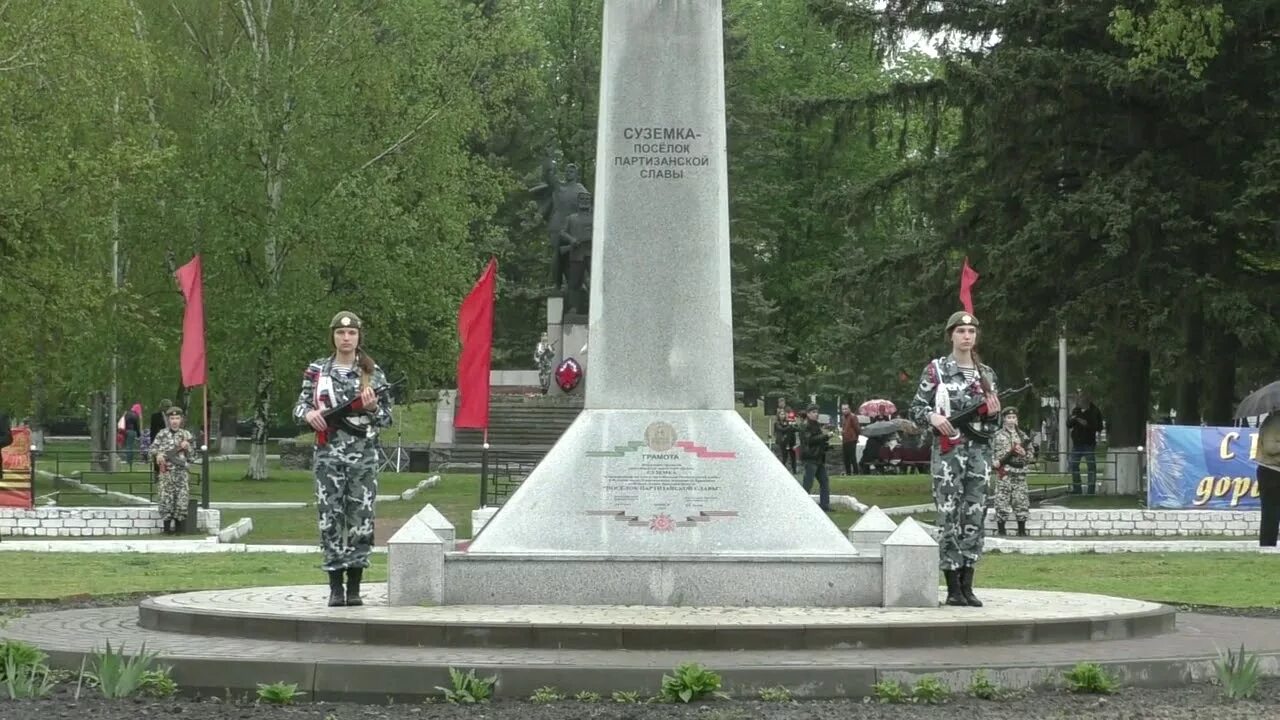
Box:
[293,354,393,574]
[150,419,194,530]
[909,354,999,571]
[992,422,1032,524]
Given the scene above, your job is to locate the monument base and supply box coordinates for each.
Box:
[439,553,882,606]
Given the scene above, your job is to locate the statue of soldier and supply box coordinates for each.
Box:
[529,156,588,290]
[559,190,593,315]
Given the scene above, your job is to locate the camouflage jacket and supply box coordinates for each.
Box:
[292,355,394,440]
[992,426,1034,468]
[150,428,195,469]
[908,355,999,429]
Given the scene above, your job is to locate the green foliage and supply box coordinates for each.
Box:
[968,669,1002,700]
[0,640,46,683]
[255,681,304,705]
[140,667,178,698]
[757,685,793,702]
[1064,663,1118,694]
[1109,1,1232,78]
[3,656,57,700]
[573,690,601,703]
[436,668,496,704]
[872,679,909,703]
[611,690,643,704]
[659,662,724,704]
[912,676,950,704]
[529,685,564,703]
[88,641,160,699]
[1214,644,1261,700]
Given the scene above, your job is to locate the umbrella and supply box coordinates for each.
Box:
[862,419,916,438]
[859,399,897,417]
[1235,381,1280,419]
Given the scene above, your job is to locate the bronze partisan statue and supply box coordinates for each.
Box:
[529,155,588,291]
[559,190,593,315]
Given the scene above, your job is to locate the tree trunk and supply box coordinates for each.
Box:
[1109,344,1150,447]
[219,402,239,456]
[247,346,273,480]
[89,392,109,471]
[1175,297,1203,425]
[1205,329,1238,425]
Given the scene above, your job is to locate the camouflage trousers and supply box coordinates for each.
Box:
[156,469,190,522]
[314,436,379,572]
[931,440,992,571]
[995,467,1030,522]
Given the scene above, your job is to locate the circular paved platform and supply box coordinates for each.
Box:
[4,601,1280,701]
[137,585,1174,650]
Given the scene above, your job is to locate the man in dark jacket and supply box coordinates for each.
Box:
[799,405,833,511]
[1068,391,1105,495]
[0,413,11,449]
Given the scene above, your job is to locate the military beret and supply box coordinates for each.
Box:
[330,311,363,330]
[945,311,979,334]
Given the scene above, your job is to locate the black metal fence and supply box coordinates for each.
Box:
[31,449,206,508]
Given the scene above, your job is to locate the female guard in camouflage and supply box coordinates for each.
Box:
[293,311,393,607]
[909,311,1000,607]
[150,406,194,535]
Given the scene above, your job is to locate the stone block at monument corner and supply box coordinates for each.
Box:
[881,517,940,608]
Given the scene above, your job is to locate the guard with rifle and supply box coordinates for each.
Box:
[992,407,1035,536]
[799,404,834,512]
[908,311,1002,608]
[150,406,195,535]
[293,311,394,607]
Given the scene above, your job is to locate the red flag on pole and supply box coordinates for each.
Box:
[174,255,207,388]
[959,256,979,314]
[456,257,497,429]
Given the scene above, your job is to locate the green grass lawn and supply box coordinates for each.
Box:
[3,551,1277,607]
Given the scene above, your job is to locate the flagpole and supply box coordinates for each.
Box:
[202,384,210,510]
[480,428,489,508]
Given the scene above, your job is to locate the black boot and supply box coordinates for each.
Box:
[162,519,172,535]
[327,570,345,607]
[345,568,364,606]
[1017,520,1028,537]
[996,520,1007,536]
[943,570,967,606]
[959,566,983,607]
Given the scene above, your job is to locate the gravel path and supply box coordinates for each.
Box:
[2,680,1280,719]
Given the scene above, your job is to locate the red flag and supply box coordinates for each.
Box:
[174,255,207,387]
[456,258,497,429]
[959,256,979,314]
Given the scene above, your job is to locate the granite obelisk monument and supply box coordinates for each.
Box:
[461,0,872,606]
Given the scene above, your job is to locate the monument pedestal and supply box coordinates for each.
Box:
[547,295,588,397]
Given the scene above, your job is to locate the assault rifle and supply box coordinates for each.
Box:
[316,379,404,447]
[936,379,1033,455]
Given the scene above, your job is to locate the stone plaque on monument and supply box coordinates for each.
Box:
[465,0,854,565]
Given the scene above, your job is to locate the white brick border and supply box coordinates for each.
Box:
[0,507,221,537]
[985,508,1258,537]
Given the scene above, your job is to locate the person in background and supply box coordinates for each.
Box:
[772,401,798,473]
[123,402,142,467]
[150,400,169,443]
[991,407,1033,536]
[799,404,833,511]
[1256,413,1280,548]
[1068,391,1104,495]
[840,403,861,476]
[151,406,194,535]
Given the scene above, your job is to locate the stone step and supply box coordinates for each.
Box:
[6,600,1278,702]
